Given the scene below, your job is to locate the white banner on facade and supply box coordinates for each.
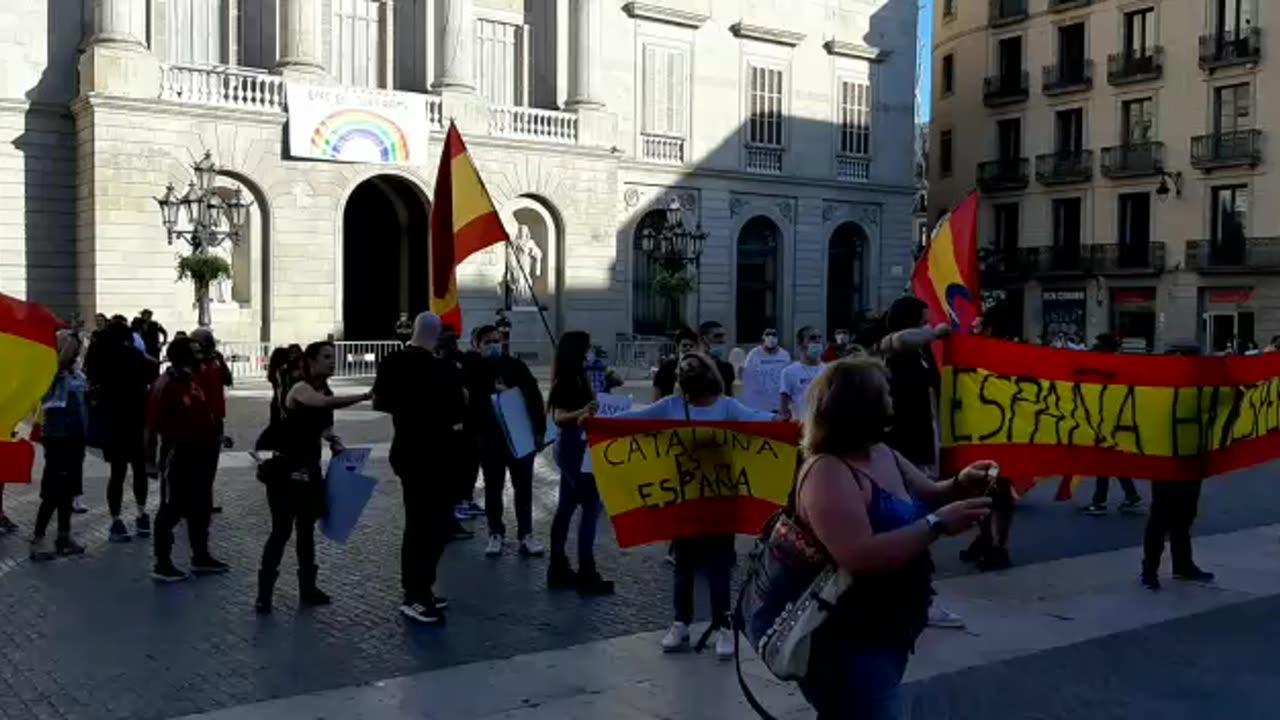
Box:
[285,82,431,165]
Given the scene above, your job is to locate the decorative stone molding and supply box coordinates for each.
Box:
[729,22,806,47]
[856,205,881,229]
[624,187,642,208]
[622,2,710,29]
[823,39,891,62]
[729,197,748,217]
[822,201,880,230]
[778,200,794,222]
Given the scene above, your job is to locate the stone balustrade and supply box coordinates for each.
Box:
[159,64,287,112]
[489,105,578,144]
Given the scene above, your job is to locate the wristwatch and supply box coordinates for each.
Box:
[925,513,945,541]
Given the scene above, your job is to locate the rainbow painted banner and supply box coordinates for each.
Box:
[584,419,800,548]
[286,82,431,165]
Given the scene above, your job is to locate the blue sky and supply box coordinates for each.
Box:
[918,0,933,123]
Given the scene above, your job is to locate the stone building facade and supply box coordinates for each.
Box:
[1,0,918,350]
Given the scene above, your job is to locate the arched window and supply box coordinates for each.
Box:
[827,222,868,336]
[736,216,781,342]
[631,210,668,335]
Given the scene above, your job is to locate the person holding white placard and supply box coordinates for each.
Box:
[741,328,791,413]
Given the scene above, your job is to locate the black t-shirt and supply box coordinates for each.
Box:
[884,349,938,467]
[549,375,593,428]
[653,357,736,398]
[373,346,467,468]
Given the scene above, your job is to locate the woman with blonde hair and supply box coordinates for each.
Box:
[793,356,995,718]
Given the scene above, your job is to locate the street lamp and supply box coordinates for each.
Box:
[1155,169,1183,201]
[640,197,708,330]
[154,151,252,328]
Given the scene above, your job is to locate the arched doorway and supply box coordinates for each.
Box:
[631,209,669,335]
[341,175,431,341]
[827,222,868,336]
[736,216,781,342]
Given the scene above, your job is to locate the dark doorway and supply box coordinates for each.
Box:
[827,222,868,337]
[342,176,431,341]
[735,216,781,342]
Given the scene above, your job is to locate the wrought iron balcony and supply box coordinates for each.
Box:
[1191,130,1263,170]
[1090,242,1166,275]
[1020,245,1090,276]
[1199,27,1262,71]
[1048,0,1091,11]
[1042,60,1094,95]
[989,0,1028,26]
[976,158,1030,193]
[1185,238,1280,273]
[1107,48,1164,85]
[1101,142,1165,178]
[980,246,1026,283]
[1035,150,1093,185]
[983,72,1029,106]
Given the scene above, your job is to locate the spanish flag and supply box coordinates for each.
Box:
[429,122,511,332]
[0,293,62,483]
[912,191,981,331]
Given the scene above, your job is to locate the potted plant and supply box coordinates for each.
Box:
[176,251,231,328]
[653,268,696,331]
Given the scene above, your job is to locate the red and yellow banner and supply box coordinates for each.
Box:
[585,419,800,548]
[0,293,61,483]
[429,122,510,332]
[941,335,1280,481]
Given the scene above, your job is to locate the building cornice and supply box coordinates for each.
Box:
[823,39,891,62]
[71,93,285,124]
[729,22,806,47]
[618,160,916,195]
[622,2,710,29]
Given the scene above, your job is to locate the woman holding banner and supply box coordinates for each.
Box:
[547,331,614,596]
[795,357,995,719]
[619,351,775,659]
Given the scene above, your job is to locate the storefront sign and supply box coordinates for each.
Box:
[1042,289,1086,344]
[1113,288,1156,305]
[285,82,432,165]
[1209,288,1254,305]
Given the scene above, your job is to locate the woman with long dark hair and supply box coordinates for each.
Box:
[255,341,371,613]
[546,331,613,595]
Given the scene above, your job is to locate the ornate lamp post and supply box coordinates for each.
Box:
[154,152,251,328]
[639,197,707,329]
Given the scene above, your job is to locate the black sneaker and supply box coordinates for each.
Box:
[191,556,231,575]
[0,515,18,536]
[135,513,152,538]
[432,596,449,610]
[449,523,476,542]
[400,600,445,625]
[152,563,191,583]
[1119,497,1144,515]
[547,561,578,591]
[211,506,223,514]
[976,546,1012,572]
[1083,503,1108,516]
[55,537,86,556]
[1141,571,1161,591]
[1173,566,1215,583]
[109,518,132,543]
[959,536,992,564]
[576,571,616,596]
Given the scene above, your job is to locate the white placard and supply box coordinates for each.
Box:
[581,394,633,473]
[285,82,433,165]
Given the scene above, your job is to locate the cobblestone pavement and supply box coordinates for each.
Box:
[1,393,1279,719]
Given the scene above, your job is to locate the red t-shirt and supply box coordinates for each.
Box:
[147,373,217,446]
[195,358,230,420]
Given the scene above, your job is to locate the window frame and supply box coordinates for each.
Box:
[743,61,788,149]
[941,53,955,97]
[836,76,872,158]
[641,41,691,139]
[939,129,954,177]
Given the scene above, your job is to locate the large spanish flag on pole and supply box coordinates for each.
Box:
[429,122,511,332]
[912,191,982,331]
[0,293,61,483]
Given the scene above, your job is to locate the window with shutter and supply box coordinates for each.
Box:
[164,0,227,66]
[747,65,785,147]
[239,0,277,69]
[331,0,383,87]
[642,45,688,137]
[838,79,871,156]
[476,18,522,106]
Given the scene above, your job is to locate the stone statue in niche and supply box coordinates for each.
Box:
[209,241,234,305]
[505,224,545,308]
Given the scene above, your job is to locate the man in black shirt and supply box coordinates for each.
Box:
[136,309,168,363]
[373,312,468,625]
[652,323,736,400]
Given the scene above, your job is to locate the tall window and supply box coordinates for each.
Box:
[1123,8,1154,58]
[1056,23,1086,80]
[1054,109,1083,154]
[943,0,957,18]
[476,18,523,106]
[239,0,277,69]
[993,202,1020,253]
[747,65,785,147]
[1211,185,1249,245]
[1118,192,1151,248]
[1215,0,1255,35]
[941,54,955,95]
[164,0,226,66]
[998,36,1023,77]
[394,0,430,91]
[996,118,1021,160]
[939,130,953,176]
[331,0,383,87]
[1214,83,1251,134]
[838,80,871,156]
[1121,98,1154,143]
[736,217,781,342]
[1052,197,1083,250]
[642,45,688,138]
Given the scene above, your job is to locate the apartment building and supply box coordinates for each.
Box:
[930,0,1272,352]
[0,0,918,350]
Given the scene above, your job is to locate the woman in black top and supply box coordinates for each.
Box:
[255,341,371,614]
[547,331,613,595]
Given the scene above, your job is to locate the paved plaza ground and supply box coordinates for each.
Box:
[2,386,1280,719]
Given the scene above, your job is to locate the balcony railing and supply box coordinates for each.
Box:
[1048,0,1091,11]
[1035,150,1093,185]
[983,72,1029,106]
[980,246,1026,283]
[989,0,1028,26]
[490,106,578,143]
[159,64,286,112]
[1021,245,1090,275]
[1042,60,1094,95]
[836,155,871,182]
[1199,27,1263,71]
[1191,130,1263,170]
[425,95,445,130]
[641,133,686,164]
[1101,142,1165,178]
[976,158,1030,192]
[1107,48,1164,85]
[745,145,784,174]
[1186,238,1280,273]
[1091,242,1166,275]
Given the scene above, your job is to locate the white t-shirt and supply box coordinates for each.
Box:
[740,346,792,412]
[620,395,775,422]
[780,362,823,420]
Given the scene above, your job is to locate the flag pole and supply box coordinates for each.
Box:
[502,235,558,350]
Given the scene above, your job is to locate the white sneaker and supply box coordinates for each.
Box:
[927,605,966,629]
[485,534,504,557]
[518,535,545,557]
[72,497,89,514]
[715,629,734,661]
[661,622,690,653]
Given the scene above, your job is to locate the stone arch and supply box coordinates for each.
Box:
[826,221,870,338]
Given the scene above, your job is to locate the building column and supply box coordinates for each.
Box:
[565,0,603,110]
[275,0,327,76]
[79,0,160,98]
[434,0,475,91]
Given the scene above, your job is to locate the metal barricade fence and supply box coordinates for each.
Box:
[218,341,272,382]
[333,341,403,378]
[612,338,675,380]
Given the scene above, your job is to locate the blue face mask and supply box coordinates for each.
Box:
[806,343,824,360]
[481,344,502,359]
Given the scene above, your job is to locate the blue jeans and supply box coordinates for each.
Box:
[549,430,602,568]
[799,640,908,720]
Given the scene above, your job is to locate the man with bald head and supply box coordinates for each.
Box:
[373,312,468,625]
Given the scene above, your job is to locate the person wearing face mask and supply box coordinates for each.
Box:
[697,321,737,396]
[619,352,776,659]
[461,324,547,558]
[653,327,702,401]
[741,328,791,413]
[821,328,853,363]
[780,326,826,422]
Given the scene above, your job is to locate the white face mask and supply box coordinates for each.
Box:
[835,334,849,345]
[707,343,726,358]
[763,336,779,349]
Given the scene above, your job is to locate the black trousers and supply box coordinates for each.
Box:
[259,473,322,575]
[482,447,535,538]
[673,536,735,629]
[1092,477,1139,505]
[396,439,461,603]
[1143,480,1203,573]
[35,438,85,538]
[107,432,148,517]
[154,442,217,564]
